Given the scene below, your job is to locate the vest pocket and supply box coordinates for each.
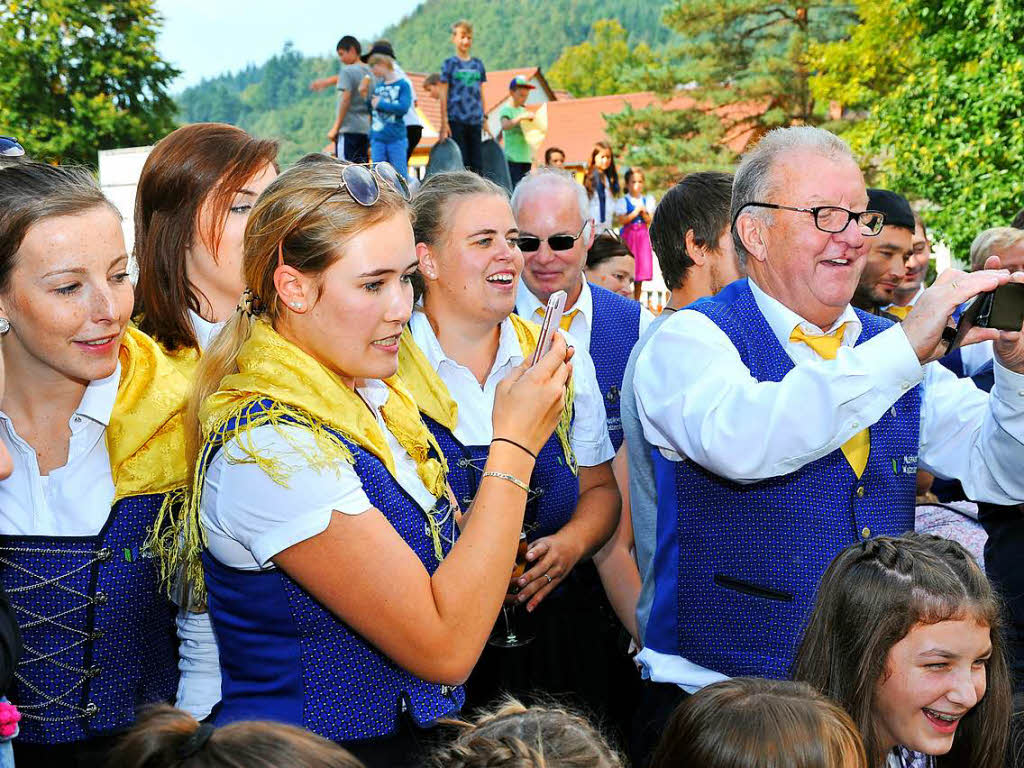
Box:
[713,574,793,602]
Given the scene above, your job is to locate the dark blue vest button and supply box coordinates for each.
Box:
[87,665,101,678]
[92,630,104,640]
[861,526,871,539]
[84,702,98,717]
[855,486,866,498]
[96,547,113,562]
[94,592,108,605]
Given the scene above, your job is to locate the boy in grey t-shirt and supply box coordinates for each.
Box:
[326,35,370,163]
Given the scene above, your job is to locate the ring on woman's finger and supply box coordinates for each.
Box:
[545,573,553,584]
[951,280,961,291]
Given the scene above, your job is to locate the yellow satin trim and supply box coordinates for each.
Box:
[109,327,190,501]
[398,325,459,432]
[200,319,448,499]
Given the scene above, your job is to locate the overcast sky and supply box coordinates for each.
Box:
[155,0,425,90]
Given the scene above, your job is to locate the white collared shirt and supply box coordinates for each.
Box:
[408,311,614,466]
[515,276,654,352]
[188,309,226,352]
[0,362,219,718]
[632,278,1024,690]
[0,364,120,536]
[200,379,440,571]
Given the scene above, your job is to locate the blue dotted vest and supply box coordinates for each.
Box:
[589,283,642,452]
[643,279,920,679]
[422,416,579,542]
[202,400,463,742]
[0,494,180,745]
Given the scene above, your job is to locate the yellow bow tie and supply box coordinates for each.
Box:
[886,304,913,321]
[790,323,870,478]
[538,305,580,332]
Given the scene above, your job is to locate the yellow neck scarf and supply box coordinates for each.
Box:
[200,319,448,497]
[110,327,190,500]
[398,314,577,474]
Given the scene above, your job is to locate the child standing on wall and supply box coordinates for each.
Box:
[438,20,487,175]
[615,167,657,300]
[499,75,536,187]
[368,50,413,180]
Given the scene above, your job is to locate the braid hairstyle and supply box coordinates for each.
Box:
[428,697,624,768]
[792,533,1011,768]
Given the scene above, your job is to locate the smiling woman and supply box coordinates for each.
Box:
[168,156,573,768]
[0,163,190,768]
[793,533,1012,768]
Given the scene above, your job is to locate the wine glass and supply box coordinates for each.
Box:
[488,531,535,648]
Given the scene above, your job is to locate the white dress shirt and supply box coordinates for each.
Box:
[408,311,614,467]
[0,364,218,717]
[200,379,439,571]
[516,276,654,353]
[632,278,1024,690]
[188,310,226,352]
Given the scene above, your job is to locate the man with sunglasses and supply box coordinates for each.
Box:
[630,126,1024,720]
[511,168,654,452]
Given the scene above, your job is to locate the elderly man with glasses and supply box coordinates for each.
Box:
[629,126,1024,744]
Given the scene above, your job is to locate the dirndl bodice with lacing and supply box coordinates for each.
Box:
[0,494,179,744]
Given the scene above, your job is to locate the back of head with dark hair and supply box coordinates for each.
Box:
[336,35,361,54]
[0,162,118,293]
[1011,207,1024,230]
[587,232,632,269]
[650,678,868,768]
[424,73,441,88]
[792,533,1011,768]
[105,705,365,768]
[133,122,278,352]
[649,172,733,291]
[429,697,623,768]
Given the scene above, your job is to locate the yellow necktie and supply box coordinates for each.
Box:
[789,324,870,478]
[537,306,580,332]
[887,304,912,321]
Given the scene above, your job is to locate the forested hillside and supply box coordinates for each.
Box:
[176,0,673,164]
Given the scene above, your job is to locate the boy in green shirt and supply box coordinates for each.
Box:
[499,75,535,187]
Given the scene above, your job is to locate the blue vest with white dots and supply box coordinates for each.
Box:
[589,284,642,453]
[422,416,579,542]
[0,494,180,745]
[202,399,463,742]
[643,279,920,679]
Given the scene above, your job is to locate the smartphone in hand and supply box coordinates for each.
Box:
[530,290,568,367]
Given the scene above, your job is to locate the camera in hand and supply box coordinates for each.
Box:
[950,283,1024,349]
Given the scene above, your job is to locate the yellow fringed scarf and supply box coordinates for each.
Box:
[170,320,451,606]
[398,314,577,474]
[110,327,190,500]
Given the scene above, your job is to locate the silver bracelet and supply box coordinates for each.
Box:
[482,471,531,494]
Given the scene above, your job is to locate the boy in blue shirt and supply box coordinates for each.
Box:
[439,20,487,175]
[368,49,413,180]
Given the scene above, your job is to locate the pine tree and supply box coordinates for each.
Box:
[0,0,180,165]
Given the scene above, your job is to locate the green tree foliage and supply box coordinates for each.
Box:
[379,0,672,75]
[0,0,179,165]
[547,19,656,97]
[811,0,1024,257]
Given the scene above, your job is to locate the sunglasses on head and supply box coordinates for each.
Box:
[517,222,587,253]
[0,136,25,157]
[277,161,412,267]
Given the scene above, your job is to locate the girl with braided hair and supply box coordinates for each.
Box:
[793,533,1012,768]
[427,697,623,768]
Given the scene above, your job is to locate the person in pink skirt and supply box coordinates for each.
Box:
[615,167,656,300]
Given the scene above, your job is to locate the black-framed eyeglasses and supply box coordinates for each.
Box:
[0,136,25,157]
[733,202,886,236]
[517,223,587,253]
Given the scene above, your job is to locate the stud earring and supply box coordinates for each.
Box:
[290,302,303,310]
[0,317,9,335]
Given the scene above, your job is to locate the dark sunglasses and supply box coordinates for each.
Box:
[517,222,587,253]
[0,136,25,157]
[339,161,411,205]
[277,161,412,266]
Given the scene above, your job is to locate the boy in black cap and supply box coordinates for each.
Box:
[852,188,916,315]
